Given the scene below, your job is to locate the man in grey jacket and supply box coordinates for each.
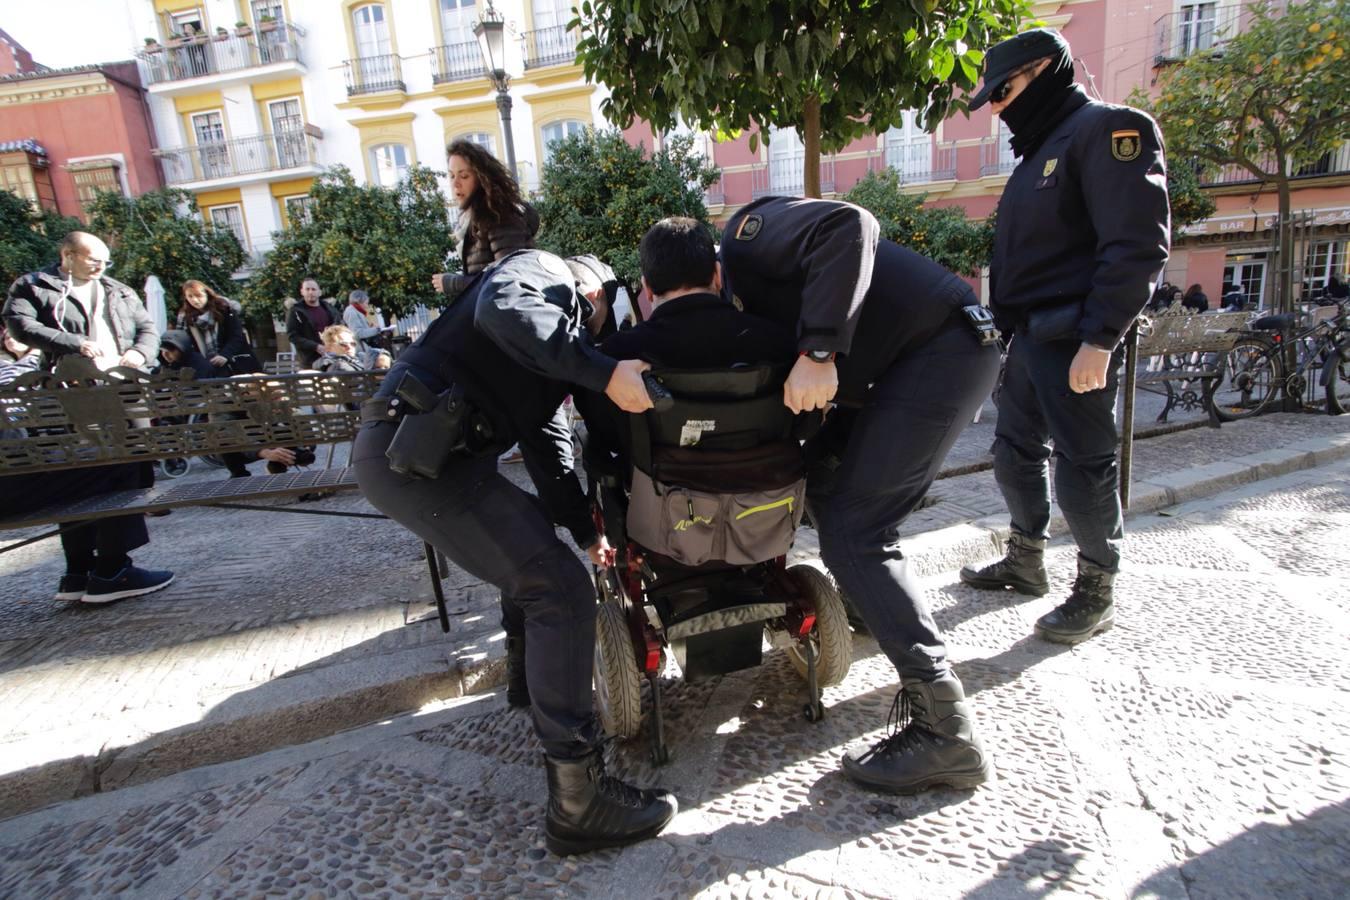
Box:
[3,232,158,371]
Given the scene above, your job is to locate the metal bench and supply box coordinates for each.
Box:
[1133,307,1252,426]
[0,358,455,630]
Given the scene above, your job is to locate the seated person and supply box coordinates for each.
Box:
[316,324,391,373]
[157,330,217,379]
[575,216,796,473]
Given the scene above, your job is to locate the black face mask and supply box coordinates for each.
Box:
[998,56,1081,158]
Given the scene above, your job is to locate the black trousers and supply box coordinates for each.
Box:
[807,320,1001,680]
[3,464,150,575]
[353,421,599,758]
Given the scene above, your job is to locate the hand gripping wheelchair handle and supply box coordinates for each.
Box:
[643,372,675,412]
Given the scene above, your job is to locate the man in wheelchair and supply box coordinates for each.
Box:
[577,219,854,761]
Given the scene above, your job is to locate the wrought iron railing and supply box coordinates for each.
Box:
[1152,5,1242,65]
[139,24,303,85]
[704,175,726,207]
[432,41,483,84]
[344,53,405,95]
[750,157,836,199]
[521,26,577,69]
[156,132,319,185]
[1200,141,1350,186]
[872,140,959,183]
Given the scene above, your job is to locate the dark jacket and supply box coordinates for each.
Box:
[3,264,159,369]
[583,291,797,468]
[158,329,218,379]
[720,196,976,405]
[177,298,260,374]
[387,249,616,548]
[439,203,540,298]
[1182,290,1209,314]
[314,352,366,374]
[285,298,342,367]
[990,89,1171,348]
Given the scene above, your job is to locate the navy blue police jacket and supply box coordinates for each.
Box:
[720,196,975,405]
[390,249,614,547]
[990,87,1170,349]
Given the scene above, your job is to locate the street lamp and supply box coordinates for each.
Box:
[474,2,518,179]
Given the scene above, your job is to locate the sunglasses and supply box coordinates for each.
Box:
[990,63,1039,103]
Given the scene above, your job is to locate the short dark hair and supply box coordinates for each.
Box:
[639,217,716,296]
[299,275,319,290]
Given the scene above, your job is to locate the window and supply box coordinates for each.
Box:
[70,162,122,211]
[284,195,315,226]
[353,4,392,58]
[540,120,585,164]
[251,0,285,26]
[997,120,1016,173]
[1303,240,1348,298]
[268,98,306,168]
[168,8,205,36]
[768,126,804,194]
[439,0,477,45]
[1,159,39,204]
[370,143,410,186]
[885,110,931,183]
[1178,2,1218,56]
[1223,254,1269,311]
[532,0,570,30]
[456,132,496,156]
[208,204,247,247]
[191,111,230,179]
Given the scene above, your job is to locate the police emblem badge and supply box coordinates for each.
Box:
[734,214,763,241]
[1111,129,1141,162]
[1043,158,1058,177]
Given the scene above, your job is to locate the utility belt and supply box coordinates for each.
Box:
[361,370,509,478]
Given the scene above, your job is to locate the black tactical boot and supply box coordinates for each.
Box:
[543,749,678,855]
[504,633,529,708]
[959,531,1049,596]
[842,674,993,794]
[1035,561,1115,644]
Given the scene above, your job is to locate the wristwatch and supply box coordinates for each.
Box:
[801,350,836,363]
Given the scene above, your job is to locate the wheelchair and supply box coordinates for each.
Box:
[587,364,852,765]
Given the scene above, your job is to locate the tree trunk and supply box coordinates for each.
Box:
[1275,176,1293,315]
[803,94,821,199]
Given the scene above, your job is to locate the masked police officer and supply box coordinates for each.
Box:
[957,29,1169,645]
[353,249,677,855]
[720,196,1002,795]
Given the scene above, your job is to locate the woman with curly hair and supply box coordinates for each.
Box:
[432,138,540,300]
[175,280,260,375]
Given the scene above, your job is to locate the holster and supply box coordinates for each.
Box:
[1024,300,1085,344]
[380,372,502,479]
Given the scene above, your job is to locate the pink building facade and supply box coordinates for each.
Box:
[0,31,162,221]
[687,0,1349,308]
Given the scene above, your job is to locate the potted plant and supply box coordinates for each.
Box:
[165,32,186,47]
[258,14,277,32]
[143,36,161,49]
[235,20,252,37]
[215,26,229,39]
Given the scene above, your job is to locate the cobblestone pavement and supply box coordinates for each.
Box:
[0,460,1346,898]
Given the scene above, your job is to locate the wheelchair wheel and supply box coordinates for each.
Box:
[783,564,852,687]
[158,457,190,479]
[593,600,643,739]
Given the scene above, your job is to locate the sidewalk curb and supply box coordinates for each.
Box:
[3,428,1347,820]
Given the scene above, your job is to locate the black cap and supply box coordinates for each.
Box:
[969,28,1071,110]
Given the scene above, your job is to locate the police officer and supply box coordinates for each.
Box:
[353,249,677,855]
[720,196,1002,795]
[957,29,1170,644]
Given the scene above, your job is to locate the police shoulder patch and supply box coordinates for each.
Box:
[1111,129,1142,162]
[734,214,763,241]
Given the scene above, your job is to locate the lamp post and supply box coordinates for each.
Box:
[473,2,517,179]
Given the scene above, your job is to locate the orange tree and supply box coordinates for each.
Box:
[243,165,454,319]
[1131,0,1349,311]
[0,192,82,290]
[574,0,1027,197]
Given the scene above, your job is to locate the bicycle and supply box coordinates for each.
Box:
[1211,301,1350,420]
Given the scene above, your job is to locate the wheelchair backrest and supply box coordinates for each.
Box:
[641,363,795,453]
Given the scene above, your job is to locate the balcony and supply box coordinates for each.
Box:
[344,54,405,96]
[869,140,958,184]
[432,41,483,84]
[1200,140,1350,187]
[1153,5,1242,66]
[521,26,577,69]
[156,130,321,187]
[979,136,1017,177]
[139,24,304,88]
[751,156,837,199]
[704,175,725,207]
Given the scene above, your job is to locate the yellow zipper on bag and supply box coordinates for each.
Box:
[734,496,794,520]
